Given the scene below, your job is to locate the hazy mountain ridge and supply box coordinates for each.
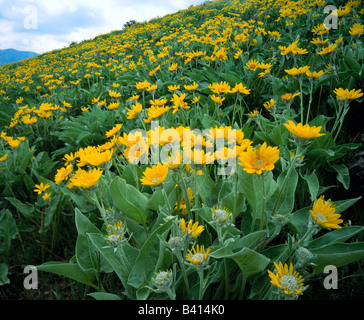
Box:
[0,48,38,66]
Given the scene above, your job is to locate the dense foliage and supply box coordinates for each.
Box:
[0,0,363,300]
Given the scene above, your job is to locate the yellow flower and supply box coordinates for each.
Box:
[349,23,364,36]
[146,84,158,92]
[149,64,160,77]
[108,90,121,98]
[184,148,215,165]
[281,92,300,101]
[42,193,51,201]
[77,147,114,167]
[310,38,329,46]
[144,105,170,123]
[180,218,204,238]
[186,244,211,266]
[268,262,305,296]
[211,94,225,105]
[92,97,100,104]
[163,149,183,170]
[263,99,276,110]
[34,182,51,194]
[238,142,280,175]
[63,152,76,166]
[231,83,250,95]
[0,154,8,161]
[284,120,325,140]
[215,47,228,60]
[171,93,189,114]
[184,82,199,91]
[175,187,194,215]
[140,163,169,186]
[310,197,343,229]
[317,44,337,55]
[285,66,310,76]
[333,88,363,101]
[208,81,231,95]
[245,59,260,71]
[105,124,123,138]
[312,23,329,36]
[127,102,143,119]
[107,102,120,110]
[305,70,325,79]
[135,80,151,90]
[168,63,178,71]
[248,110,259,118]
[168,84,180,92]
[67,168,103,189]
[54,164,73,184]
[21,114,38,124]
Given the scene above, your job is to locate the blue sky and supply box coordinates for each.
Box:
[0,0,207,54]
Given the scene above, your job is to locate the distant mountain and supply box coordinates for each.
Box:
[0,49,38,66]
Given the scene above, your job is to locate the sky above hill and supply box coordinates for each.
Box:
[0,0,207,54]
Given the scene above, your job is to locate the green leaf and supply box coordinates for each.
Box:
[232,248,270,278]
[211,230,267,258]
[266,167,298,216]
[87,233,138,297]
[36,262,96,288]
[307,226,364,249]
[343,55,361,72]
[238,169,277,215]
[300,170,319,201]
[0,209,18,239]
[5,197,35,218]
[310,242,364,275]
[88,292,121,300]
[194,172,218,207]
[334,196,361,214]
[110,176,149,225]
[127,219,173,289]
[0,263,10,286]
[330,164,350,190]
[74,209,112,273]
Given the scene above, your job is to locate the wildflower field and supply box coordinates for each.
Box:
[0,0,363,301]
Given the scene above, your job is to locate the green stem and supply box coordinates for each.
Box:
[259,174,266,230]
[176,250,190,294]
[224,259,229,300]
[271,144,301,217]
[178,172,192,217]
[239,272,247,300]
[198,269,204,300]
[305,81,314,124]
[299,78,304,123]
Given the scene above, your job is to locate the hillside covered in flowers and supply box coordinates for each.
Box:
[0,0,363,300]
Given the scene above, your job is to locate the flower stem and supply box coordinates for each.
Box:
[176,250,190,294]
[198,269,204,300]
[259,174,266,231]
[239,273,247,299]
[305,81,314,124]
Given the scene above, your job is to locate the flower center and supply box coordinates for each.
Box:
[254,159,264,167]
[152,176,161,183]
[214,209,230,222]
[279,275,301,292]
[191,253,204,263]
[316,213,327,222]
